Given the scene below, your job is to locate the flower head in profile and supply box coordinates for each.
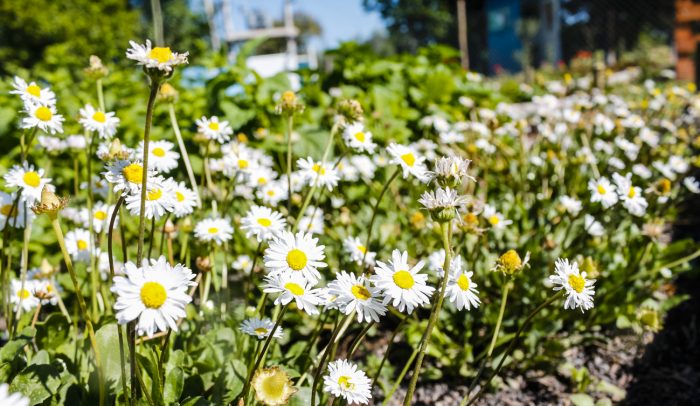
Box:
[194,217,233,245]
[264,231,326,283]
[240,317,284,340]
[370,249,434,314]
[322,359,372,405]
[79,104,120,139]
[252,366,297,406]
[549,258,595,312]
[111,258,194,337]
[327,271,387,323]
[126,40,188,73]
[418,187,468,222]
[196,116,233,144]
[429,156,474,186]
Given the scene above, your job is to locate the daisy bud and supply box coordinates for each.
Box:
[158,83,179,103]
[337,99,364,123]
[84,55,109,79]
[32,187,68,219]
[275,91,304,116]
[39,258,57,277]
[196,256,212,274]
[107,139,131,161]
[164,219,176,235]
[492,249,530,276]
[181,217,193,233]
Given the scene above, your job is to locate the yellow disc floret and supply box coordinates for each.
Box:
[393,270,415,289]
[286,249,307,271]
[140,281,167,309]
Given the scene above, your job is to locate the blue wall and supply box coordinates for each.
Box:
[486,0,522,74]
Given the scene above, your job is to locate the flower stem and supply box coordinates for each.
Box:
[168,104,201,205]
[137,80,160,268]
[403,221,453,406]
[12,207,32,339]
[371,316,406,387]
[347,321,374,358]
[311,312,352,406]
[361,168,401,272]
[286,114,294,214]
[487,278,511,357]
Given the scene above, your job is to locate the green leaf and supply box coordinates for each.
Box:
[288,386,312,406]
[35,313,70,350]
[164,366,184,404]
[95,323,127,394]
[570,393,595,406]
[9,363,63,404]
[0,327,35,363]
[211,360,246,404]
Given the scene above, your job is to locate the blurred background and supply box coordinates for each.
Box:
[0,0,683,80]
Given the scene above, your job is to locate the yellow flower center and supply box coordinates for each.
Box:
[208,227,219,234]
[286,249,307,271]
[92,111,106,123]
[465,212,478,225]
[152,147,166,157]
[122,164,144,184]
[35,106,52,121]
[254,327,268,335]
[147,188,162,201]
[393,270,415,289]
[239,159,249,169]
[357,245,367,254]
[351,284,371,301]
[94,211,107,220]
[401,153,416,167]
[17,288,31,299]
[23,171,41,188]
[456,274,470,291]
[26,84,41,97]
[260,371,287,400]
[337,375,355,390]
[499,250,522,272]
[175,191,185,202]
[0,204,18,217]
[284,282,305,296]
[312,164,326,175]
[266,190,275,196]
[568,274,585,293]
[488,215,500,226]
[140,281,167,308]
[660,178,671,194]
[208,122,220,131]
[354,132,365,142]
[148,47,172,63]
[628,187,636,198]
[257,218,272,227]
[597,184,606,195]
[77,240,88,250]
[258,177,267,185]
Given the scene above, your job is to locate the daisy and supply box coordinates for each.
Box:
[684,177,700,193]
[343,236,376,266]
[613,172,648,217]
[323,359,372,405]
[342,122,377,153]
[387,143,430,182]
[559,196,582,216]
[252,367,297,406]
[126,39,188,73]
[4,162,52,204]
[139,140,180,173]
[444,256,480,311]
[10,279,40,313]
[0,383,30,406]
[240,317,284,340]
[429,156,474,185]
[91,202,117,234]
[0,192,26,230]
[418,187,468,220]
[262,272,322,315]
[257,180,287,206]
[245,167,279,189]
[483,204,512,230]
[196,116,233,144]
[588,177,618,208]
[241,205,286,242]
[327,271,387,323]
[350,155,377,182]
[298,206,324,234]
[584,214,605,237]
[170,181,198,217]
[103,160,160,196]
[296,157,339,191]
[427,249,446,275]
[64,228,92,263]
[549,258,595,312]
[10,76,56,107]
[79,104,120,139]
[370,249,435,314]
[21,103,64,134]
[264,231,326,283]
[112,259,193,337]
[194,217,233,245]
[147,255,197,289]
[125,181,175,220]
[232,255,253,273]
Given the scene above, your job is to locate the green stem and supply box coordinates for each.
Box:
[150,0,164,46]
[403,221,453,406]
[137,80,160,267]
[286,114,294,214]
[311,313,352,406]
[168,104,201,204]
[382,348,418,406]
[487,279,511,357]
[12,208,32,339]
[371,316,406,387]
[361,168,401,272]
[347,321,374,358]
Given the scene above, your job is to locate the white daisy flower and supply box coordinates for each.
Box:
[298,205,324,235]
[4,162,52,204]
[196,116,233,144]
[138,140,179,173]
[323,359,372,405]
[264,231,327,284]
[559,195,582,216]
[103,160,161,196]
[549,258,595,312]
[125,180,176,220]
[613,172,647,217]
[10,279,40,313]
[483,204,512,230]
[194,217,233,245]
[21,103,64,134]
[111,259,193,337]
[327,271,387,323]
[67,134,88,150]
[684,176,700,194]
[64,228,92,263]
[262,272,322,315]
[256,180,287,206]
[669,155,689,174]
[297,157,340,191]
[418,187,468,218]
[427,249,446,275]
[0,383,30,406]
[588,177,618,208]
[241,205,286,242]
[387,143,430,182]
[240,317,283,340]
[343,236,376,266]
[350,155,377,182]
[584,214,605,237]
[79,104,120,139]
[37,135,66,152]
[90,202,117,234]
[370,249,435,314]
[342,122,377,153]
[232,255,253,273]
[126,39,188,73]
[444,256,480,311]
[0,191,27,230]
[245,166,279,189]
[170,181,198,217]
[10,76,56,107]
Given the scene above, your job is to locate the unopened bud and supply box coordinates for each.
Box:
[275,91,304,115]
[85,55,109,79]
[32,187,68,219]
[337,99,364,123]
[196,256,212,273]
[158,83,179,103]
